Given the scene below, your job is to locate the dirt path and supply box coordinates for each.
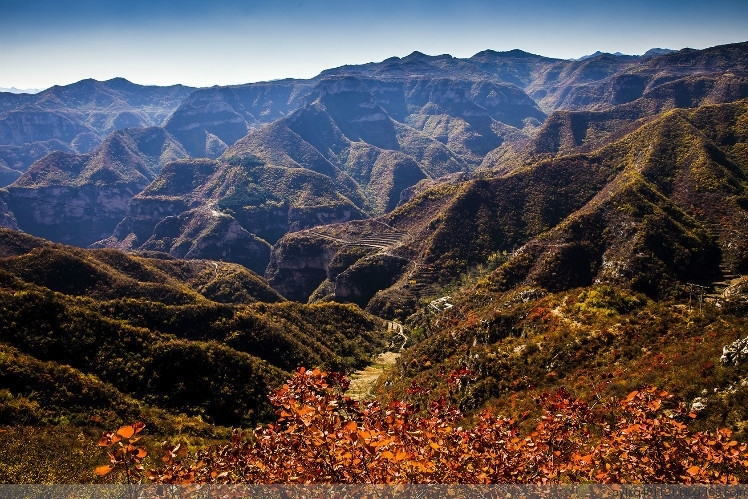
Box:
[345,352,400,400]
[345,320,407,401]
[345,351,401,401]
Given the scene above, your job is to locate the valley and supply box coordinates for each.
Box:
[1,41,748,484]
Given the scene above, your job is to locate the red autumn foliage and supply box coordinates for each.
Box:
[95,422,148,482]
[101,369,748,484]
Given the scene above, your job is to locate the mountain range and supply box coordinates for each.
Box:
[2,41,748,482]
[3,42,747,276]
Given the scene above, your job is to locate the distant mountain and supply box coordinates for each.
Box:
[94,154,366,274]
[0,78,194,174]
[2,41,748,282]
[0,87,43,94]
[643,47,676,58]
[226,74,543,212]
[487,43,748,168]
[575,51,634,60]
[91,72,546,270]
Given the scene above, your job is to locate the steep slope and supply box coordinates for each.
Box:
[99,74,545,274]
[0,78,194,174]
[0,127,189,246]
[267,99,748,318]
[163,80,314,158]
[227,75,544,216]
[546,42,748,112]
[481,43,748,171]
[484,73,748,171]
[164,49,551,159]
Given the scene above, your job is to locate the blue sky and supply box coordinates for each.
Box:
[1,0,746,90]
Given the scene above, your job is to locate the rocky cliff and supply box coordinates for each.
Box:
[0,127,188,246]
[98,156,365,275]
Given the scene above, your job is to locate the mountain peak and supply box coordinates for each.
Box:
[0,86,42,94]
[471,49,546,59]
[642,47,675,58]
[402,50,429,60]
[575,50,634,61]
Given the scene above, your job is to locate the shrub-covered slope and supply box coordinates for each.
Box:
[0,229,387,430]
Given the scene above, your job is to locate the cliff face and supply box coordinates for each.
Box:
[0,110,90,148]
[164,81,312,158]
[265,233,341,302]
[265,219,415,305]
[0,127,189,246]
[0,195,18,230]
[138,208,272,275]
[1,184,138,246]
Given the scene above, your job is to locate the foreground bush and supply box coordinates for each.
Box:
[99,369,748,484]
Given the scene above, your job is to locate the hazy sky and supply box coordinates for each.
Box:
[1,0,747,90]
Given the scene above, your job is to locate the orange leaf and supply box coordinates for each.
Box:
[116,425,135,439]
[687,465,701,476]
[624,391,639,403]
[429,442,440,451]
[95,465,113,476]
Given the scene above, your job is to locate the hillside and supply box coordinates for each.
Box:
[268,98,748,319]
[95,154,366,274]
[377,284,748,442]
[3,41,748,483]
[0,228,387,434]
